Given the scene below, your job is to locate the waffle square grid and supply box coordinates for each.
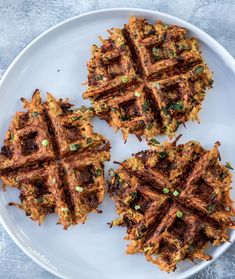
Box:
[83,17,213,141]
[0,90,110,229]
[109,139,235,272]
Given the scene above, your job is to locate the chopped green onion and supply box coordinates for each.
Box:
[115,173,121,181]
[134,204,141,210]
[169,103,184,111]
[76,186,84,192]
[131,192,137,199]
[225,162,234,170]
[150,138,160,145]
[121,76,129,83]
[173,190,180,197]
[42,139,49,147]
[176,211,183,218]
[86,137,93,144]
[135,92,141,97]
[159,152,168,159]
[146,122,153,130]
[95,169,102,177]
[194,65,204,74]
[71,116,81,121]
[120,115,127,121]
[163,188,169,194]
[111,107,117,113]
[69,143,80,151]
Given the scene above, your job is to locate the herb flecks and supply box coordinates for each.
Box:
[150,138,160,145]
[159,151,168,159]
[163,188,169,194]
[173,190,180,197]
[146,122,153,130]
[194,65,204,75]
[69,143,80,151]
[120,115,127,122]
[86,137,93,144]
[135,92,141,98]
[76,186,84,192]
[225,162,233,170]
[42,139,49,147]
[121,76,129,83]
[168,102,184,111]
[176,211,183,218]
[95,169,102,177]
[131,192,137,199]
[71,116,81,121]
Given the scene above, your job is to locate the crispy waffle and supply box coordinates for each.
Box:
[83,17,213,141]
[0,90,110,229]
[109,139,235,272]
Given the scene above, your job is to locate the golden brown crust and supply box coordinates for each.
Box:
[109,140,235,272]
[0,90,110,229]
[83,17,213,141]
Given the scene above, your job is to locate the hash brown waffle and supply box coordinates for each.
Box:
[83,16,213,141]
[109,139,235,272]
[0,90,110,229]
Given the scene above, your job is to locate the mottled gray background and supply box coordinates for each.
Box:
[0,0,235,278]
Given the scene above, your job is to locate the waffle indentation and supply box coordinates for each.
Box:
[0,90,110,229]
[109,140,234,272]
[83,17,213,141]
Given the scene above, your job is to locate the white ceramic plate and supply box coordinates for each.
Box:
[0,8,235,279]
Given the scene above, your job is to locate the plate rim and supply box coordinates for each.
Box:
[0,7,235,279]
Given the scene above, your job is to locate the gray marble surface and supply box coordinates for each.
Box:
[0,0,235,278]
